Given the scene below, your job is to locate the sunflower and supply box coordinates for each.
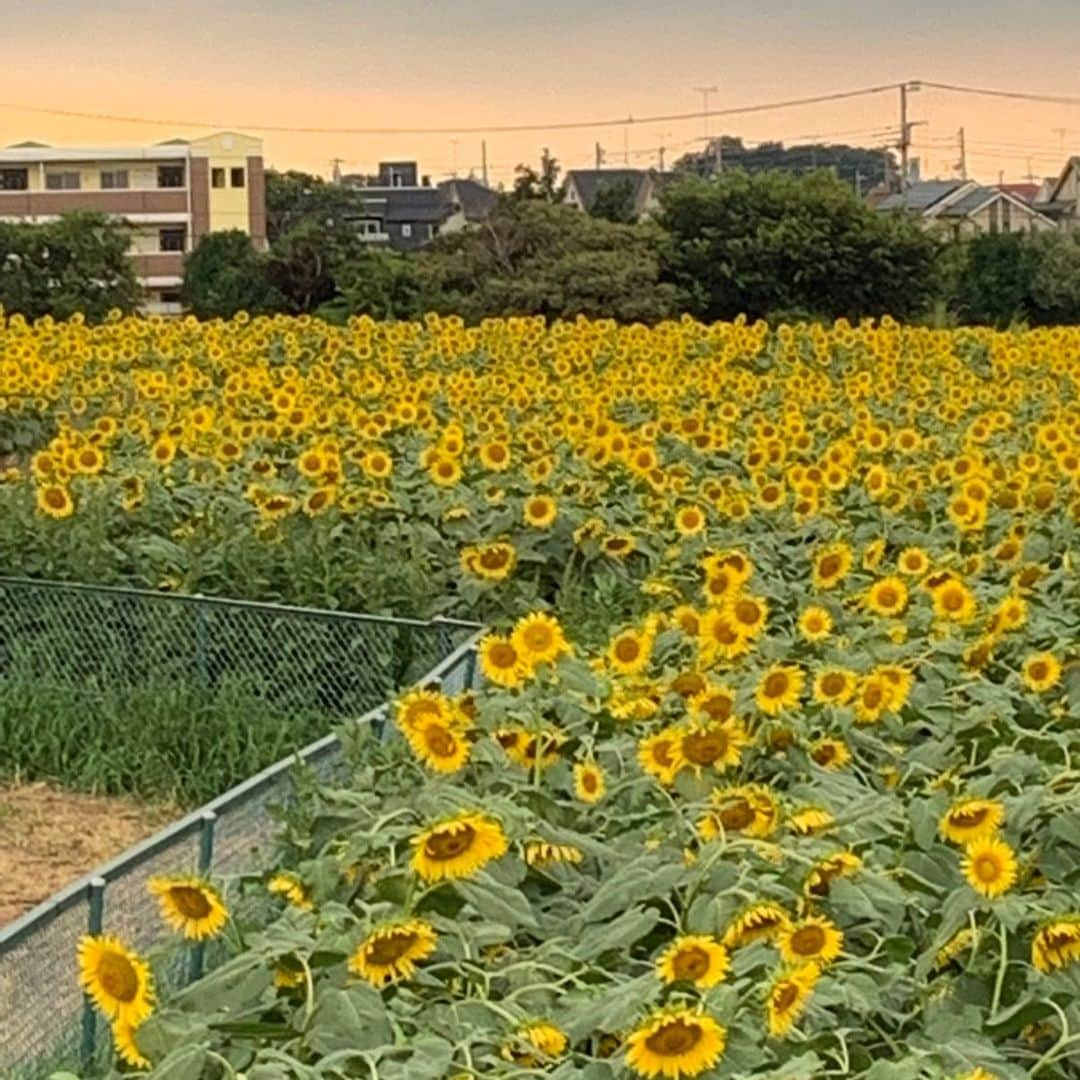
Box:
[625,1006,726,1079]
[779,915,844,966]
[573,761,606,803]
[511,611,570,668]
[147,876,228,941]
[36,484,74,519]
[755,664,805,715]
[479,439,511,471]
[501,1020,568,1065]
[395,688,452,737]
[797,605,833,642]
[688,683,734,721]
[524,840,584,867]
[766,963,820,1038]
[463,541,517,581]
[602,533,637,558]
[411,812,508,883]
[1031,915,1080,973]
[656,935,730,989]
[897,545,930,576]
[699,783,779,840]
[811,668,857,706]
[809,737,852,770]
[405,715,471,773]
[608,627,654,677]
[865,576,909,618]
[523,494,558,529]
[349,919,438,986]
[719,903,789,952]
[267,872,314,911]
[812,543,853,589]
[939,798,1005,846]
[478,634,529,689]
[963,837,1019,899]
[112,1019,151,1069]
[932,579,977,624]
[697,608,752,661]
[674,504,707,536]
[1022,652,1062,692]
[853,674,893,725]
[637,728,684,786]
[804,852,862,898]
[77,935,155,1027]
[428,455,462,487]
[726,593,769,638]
[497,726,565,770]
[787,806,835,835]
[935,927,975,970]
[678,718,749,774]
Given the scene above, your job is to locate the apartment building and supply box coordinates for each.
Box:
[0,131,266,314]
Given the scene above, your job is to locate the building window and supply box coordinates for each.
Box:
[160,289,182,304]
[430,224,439,238]
[401,224,412,238]
[1002,200,1012,232]
[356,219,383,237]
[157,164,185,188]
[988,201,1000,234]
[0,168,28,191]
[45,171,81,190]
[101,169,129,190]
[230,167,245,188]
[211,167,225,188]
[159,227,187,252]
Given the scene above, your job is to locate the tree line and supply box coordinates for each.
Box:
[3,163,1080,328]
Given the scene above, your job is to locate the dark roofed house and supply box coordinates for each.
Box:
[340,161,450,251]
[564,168,659,217]
[1036,157,1080,229]
[438,177,499,232]
[876,179,1055,236]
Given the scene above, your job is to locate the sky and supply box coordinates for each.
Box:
[3,0,1080,188]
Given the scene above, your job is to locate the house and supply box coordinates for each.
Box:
[438,177,499,233]
[564,169,659,217]
[1035,157,1080,229]
[876,179,1056,236]
[339,162,450,251]
[0,132,266,314]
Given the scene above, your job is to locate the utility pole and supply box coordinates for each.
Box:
[897,81,923,192]
[655,131,671,174]
[450,139,460,177]
[1053,127,1067,154]
[957,127,967,180]
[595,142,605,169]
[693,85,718,139]
[330,158,344,184]
[854,168,863,199]
[481,140,489,187]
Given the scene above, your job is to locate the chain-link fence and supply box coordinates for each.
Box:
[0,579,482,1078]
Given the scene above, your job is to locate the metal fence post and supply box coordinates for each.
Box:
[463,646,478,690]
[194,601,209,688]
[188,810,217,984]
[79,877,107,1071]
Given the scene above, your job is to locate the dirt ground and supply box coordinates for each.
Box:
[0,782,177,925]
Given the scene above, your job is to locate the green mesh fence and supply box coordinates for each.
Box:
[0,579,482,1078]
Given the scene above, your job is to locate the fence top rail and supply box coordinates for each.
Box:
[0,576,482,632]
[0,625,484,956]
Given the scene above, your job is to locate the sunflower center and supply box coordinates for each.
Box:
[614,637,641,663]
[671,946,711,980]
[582,772,599,793]
[97,952,140,1003]
[943,589,964,611]
[424,725,457,757]
[711,621,738,645]
[365,931,418,965]
[488,643,518,669]
[973,854,1002,882]
[718,798,754,830]
[812,743,837,765]
[818,554,841,578]
[735,600,760,626]
[424,825,476,861]
[1029,662,1048,681]
[651,740,674,767]
[773,983,800,1012]
[789,925,826,955]
[480,548,510,570]
[168,886,213,920]
[863,684,884,709]
[952,806,987,828]
[821,673,846,696]
[523,626,554,652]
[644,1019,702,1056]
[877,587,898,608]
[683,731,728,765]
[763,673,789,699]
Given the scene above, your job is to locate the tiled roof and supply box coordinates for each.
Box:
[875,180,965,212]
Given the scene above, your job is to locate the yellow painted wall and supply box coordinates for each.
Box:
[30,161,176,191]
[191,132,262,235]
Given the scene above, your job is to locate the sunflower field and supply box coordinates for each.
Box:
[3,309,1080,1078]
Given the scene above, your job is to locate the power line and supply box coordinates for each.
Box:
[919,80,1080,108]
[0,84,900,137]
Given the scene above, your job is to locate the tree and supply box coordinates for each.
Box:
[316,249,423,322]
[181,231,284,319]
[412,199,686,324]
[658,170,939,322]
[942,233,1038,328]
[511,150,563,202]
[0,212,140,322]
[1029,230,1080,325]
[265,170,364,244]
[266,219,353,314]
[589,179,638,224]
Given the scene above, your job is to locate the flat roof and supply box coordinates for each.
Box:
[0,145,192,163]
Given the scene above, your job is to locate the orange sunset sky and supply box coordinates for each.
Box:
[3,0,1080,189]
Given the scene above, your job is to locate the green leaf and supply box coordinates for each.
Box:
[574,904,659,960]
[306,984,392,1054]
[456,871,539,930]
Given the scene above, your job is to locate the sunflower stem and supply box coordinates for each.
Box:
[989,918,1009,1018]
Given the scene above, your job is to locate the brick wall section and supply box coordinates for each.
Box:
[130,253,185,278]
[0,190,188,215]
[189,158,210,244]
[247,156,267,249]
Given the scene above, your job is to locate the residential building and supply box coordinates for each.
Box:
[564,169,660,217]
[339,162,449,251]
[0,131,266,314]
[1035,157,1080,229]
[438,177,499,233]
[875,179,1055,236]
